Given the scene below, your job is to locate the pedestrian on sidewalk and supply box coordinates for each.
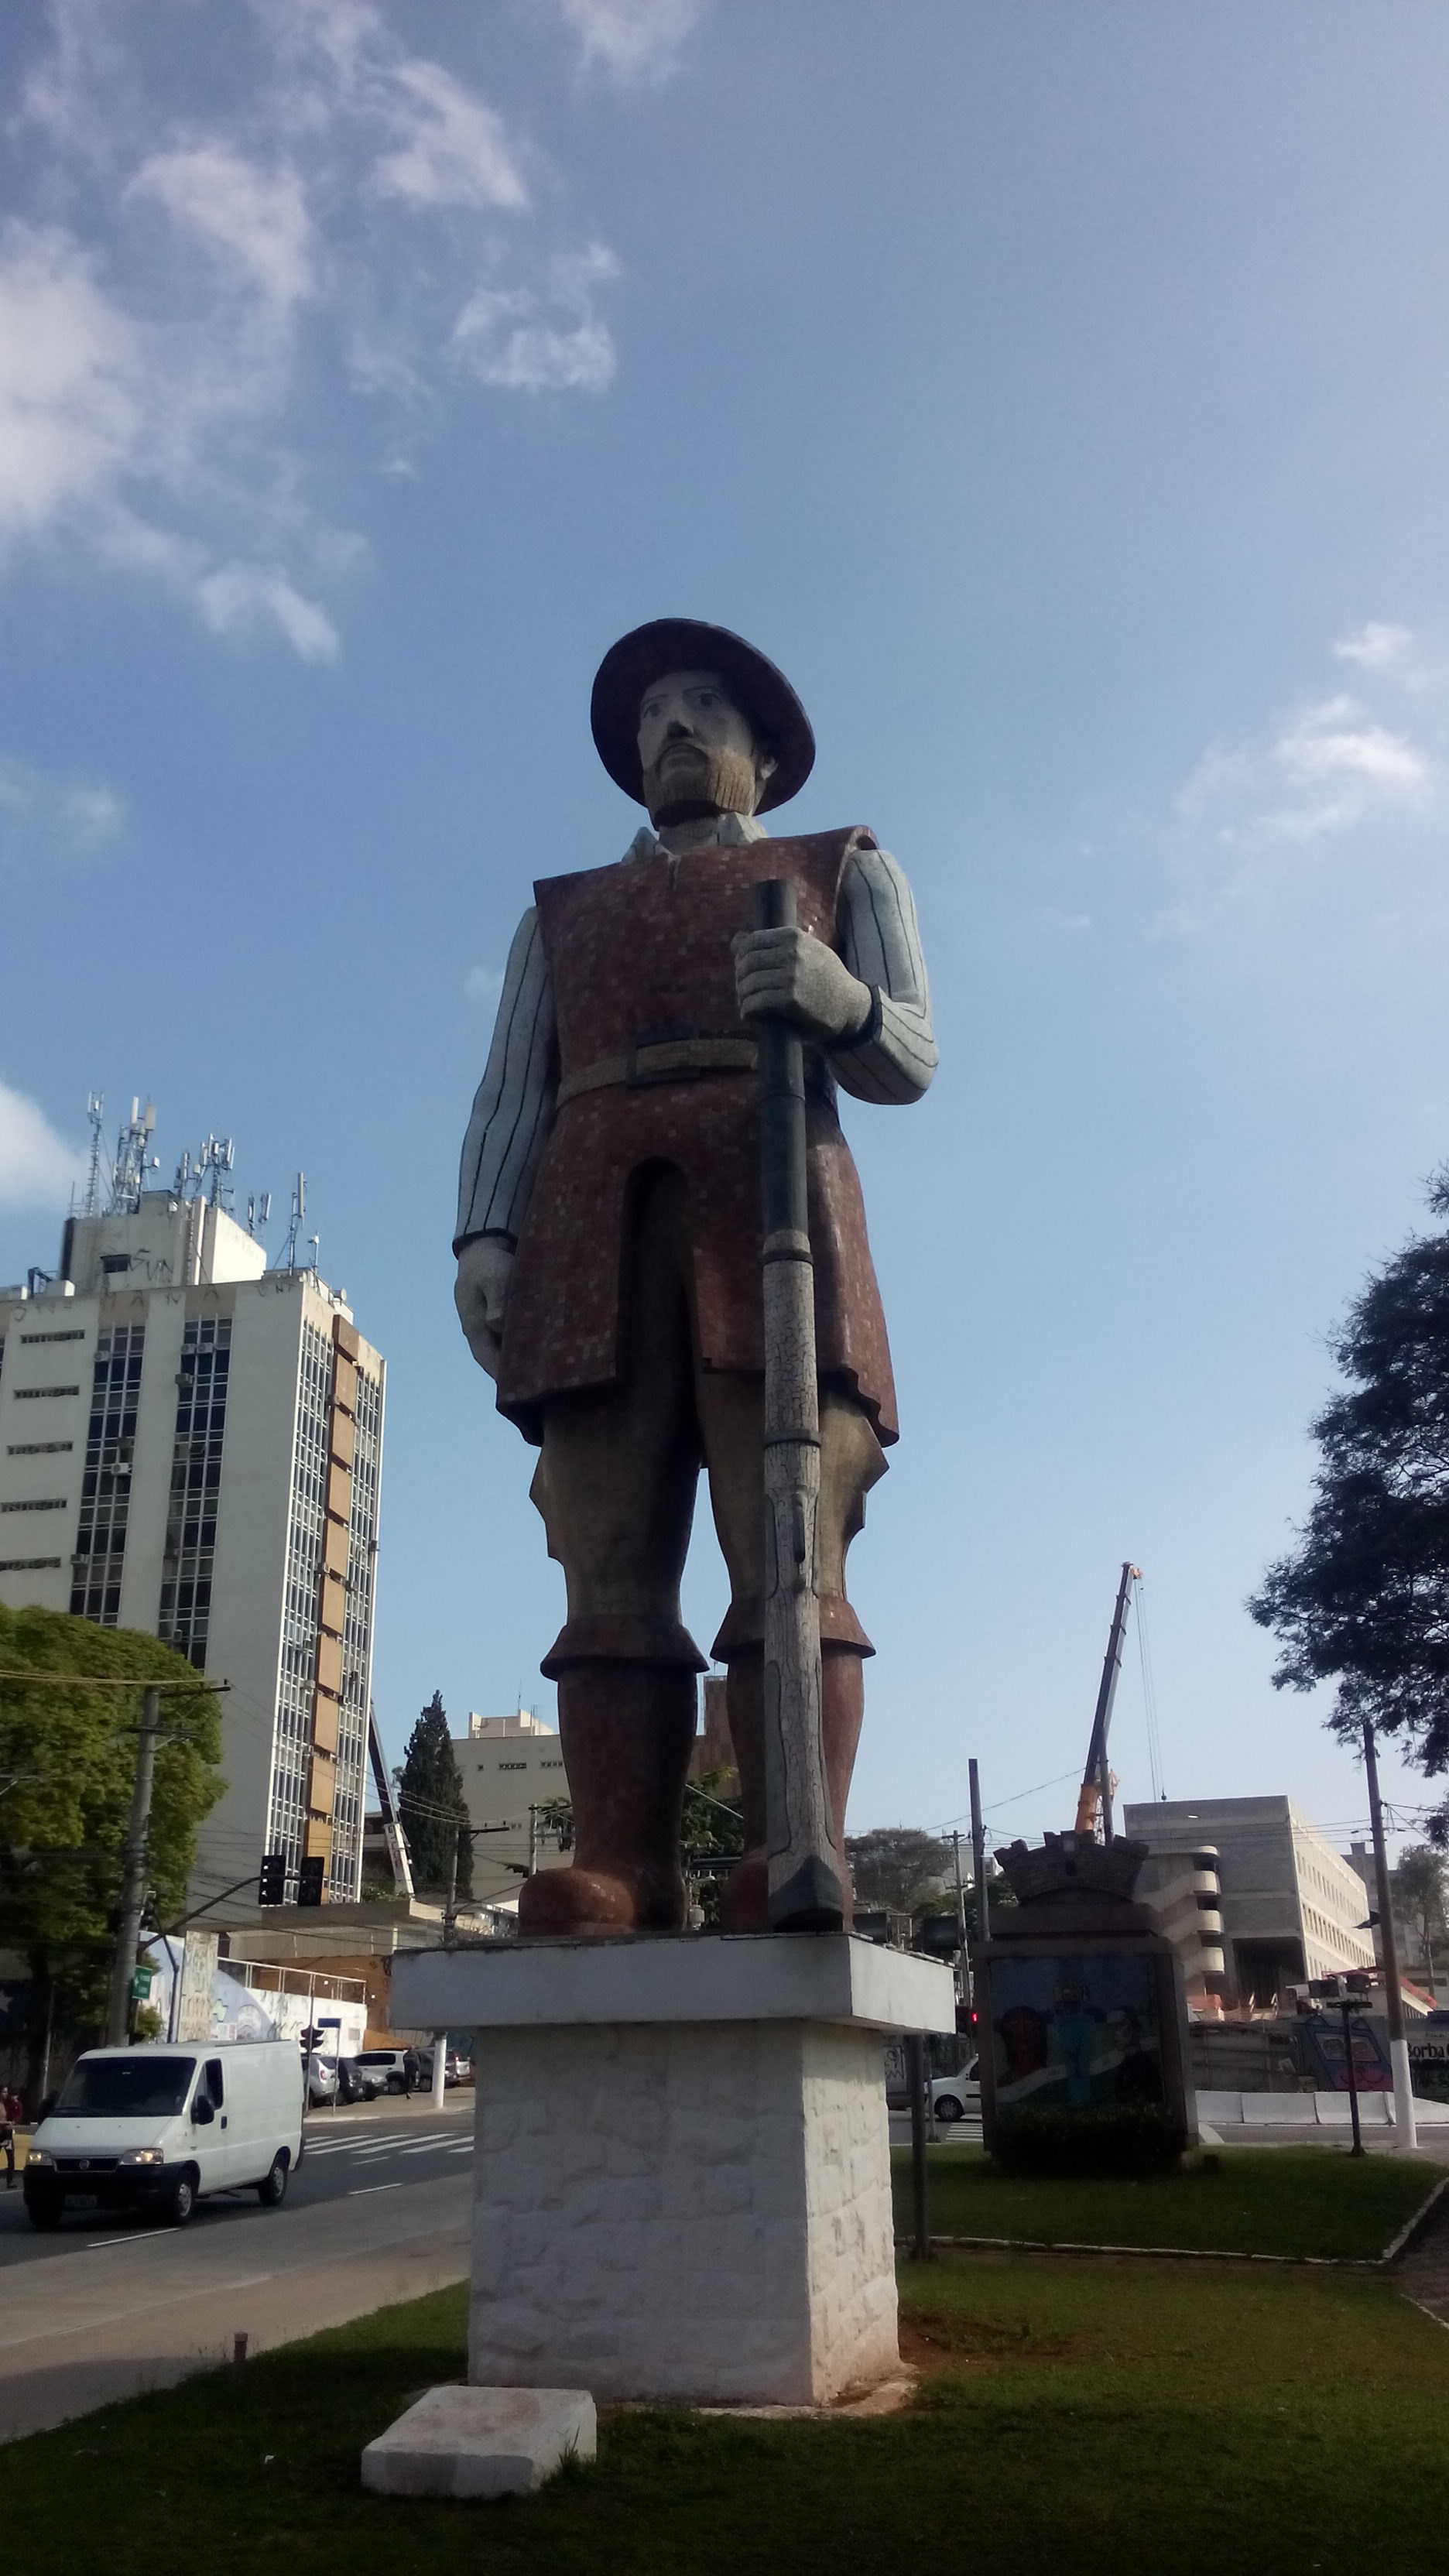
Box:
[1,2084,22,2188]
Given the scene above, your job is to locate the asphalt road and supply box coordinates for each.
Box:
[0,2094,476,2442]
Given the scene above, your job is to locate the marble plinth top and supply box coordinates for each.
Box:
[391,1930,955,2036]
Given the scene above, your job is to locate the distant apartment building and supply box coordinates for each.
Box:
[453,1710,570,1906]
[1122,1796,1375,2009]
[1344,1841,1447,2009]
[0,1114,384,1908]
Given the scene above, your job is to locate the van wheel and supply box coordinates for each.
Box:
[166,2172,197,2226]
[26,2195,62,2232]
[386,2074,405,2095]
[257,2153,289,2208]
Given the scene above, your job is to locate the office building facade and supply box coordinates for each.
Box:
[0,1182,384,1907]
[1123,1795,1375,2009]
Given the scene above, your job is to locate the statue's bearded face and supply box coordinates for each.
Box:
[637,669,776,827]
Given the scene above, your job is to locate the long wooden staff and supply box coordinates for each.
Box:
[754,878,847,1932]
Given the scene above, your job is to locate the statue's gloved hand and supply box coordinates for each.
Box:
[732,924,872,1046]
[454,1236,514,1381]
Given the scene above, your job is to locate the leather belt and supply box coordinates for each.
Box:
[557,1036,758,1107]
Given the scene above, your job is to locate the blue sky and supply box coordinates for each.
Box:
[3,0,1448,1863]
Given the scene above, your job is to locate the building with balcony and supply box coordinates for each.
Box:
[1122,1796,1375,2011]
[0,1142,384,1909]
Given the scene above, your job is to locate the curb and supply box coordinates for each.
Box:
[897,2233,1377,2270]
[1381,2172,1449,2265]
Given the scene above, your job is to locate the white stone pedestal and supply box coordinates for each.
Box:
[390,1932,954,2409]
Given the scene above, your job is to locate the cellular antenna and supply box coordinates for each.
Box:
[279,1173,306,1270]
[80,1091,105,1218]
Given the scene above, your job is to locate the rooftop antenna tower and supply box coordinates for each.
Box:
[245,1190,272,1240]
[80,1092,105,1218]
[193,1135,235,1211]
[278,1172,306,1271]
[108,1098,157,1214]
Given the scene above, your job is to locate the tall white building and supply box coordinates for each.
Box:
[0,1135,384,1909]
[453,1711,570,1906]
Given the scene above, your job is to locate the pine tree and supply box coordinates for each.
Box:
[396,1690,472,1898]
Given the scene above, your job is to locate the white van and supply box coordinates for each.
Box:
[22,2040,304,2232]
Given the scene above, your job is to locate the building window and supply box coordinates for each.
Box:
[15,1385,80,1399]
[157,1316,231,1670]
[1,1497,67,1512]
[19,1329,86,1345]
[0,1556,63,1572]
[69,1324,144,1626]
[6,1441,74,1456]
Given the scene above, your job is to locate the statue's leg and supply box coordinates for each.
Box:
[520,1169,704,1937]
[700,1378,885,1930]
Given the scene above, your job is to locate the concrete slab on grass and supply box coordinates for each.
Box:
[361,2385,596,2500]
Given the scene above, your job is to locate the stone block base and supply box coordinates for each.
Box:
[361,2386,596,2499]
[471,2017,899,2406]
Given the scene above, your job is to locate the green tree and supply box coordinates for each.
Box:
[1249,1170,1449,1833]
[0,1604,222,2101]
[396,1690,472,1899]
[845,1827,953,1914]
[1391,1844,1447,1970]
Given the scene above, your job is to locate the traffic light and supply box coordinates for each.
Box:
[296,1855,326,1908]
[258,1852,287,1906]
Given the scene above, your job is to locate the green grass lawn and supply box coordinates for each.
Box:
[5,2248,1449,2576]
[891,2142,1442,2259]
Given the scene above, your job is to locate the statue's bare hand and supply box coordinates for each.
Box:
[732,924,871,1046]
[454,1237,514,1380]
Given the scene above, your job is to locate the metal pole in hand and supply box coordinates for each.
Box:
[754,878,843,1932]
[106,1687,160,2047]
[906,2031,930,2259]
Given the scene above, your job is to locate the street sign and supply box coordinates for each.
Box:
[130,1965,156,2001]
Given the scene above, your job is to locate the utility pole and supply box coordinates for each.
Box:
[1362,1721,1417,2151]
[968,1759,990,1944]
[105,1687,160,2047]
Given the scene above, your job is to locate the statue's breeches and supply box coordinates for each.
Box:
[529,1167,884,1677]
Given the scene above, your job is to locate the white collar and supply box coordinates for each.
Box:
[622,811,769,862]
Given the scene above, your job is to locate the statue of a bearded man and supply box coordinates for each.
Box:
[454,619,937,1936]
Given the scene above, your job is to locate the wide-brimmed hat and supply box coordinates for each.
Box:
[590,618,815,814]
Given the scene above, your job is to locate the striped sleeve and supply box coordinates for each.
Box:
[454,907,559,1250]
[833,844,938,1104]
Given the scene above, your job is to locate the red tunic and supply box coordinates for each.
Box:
[496,828,899,1445]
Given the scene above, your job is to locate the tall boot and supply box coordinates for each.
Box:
[517,1660,696,1937]
[718,1644,863,1932]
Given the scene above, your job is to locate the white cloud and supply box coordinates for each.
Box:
[128,146,317,311]
[547,0,708,88]
[1177,681,1432,854]
[2,1,622,658]
[0,753,125,864]
[0,223,139,539]
[464,964,505,1001]
[1335,620,1416,674]
[368,60,529,213]
[451,248,621,395]
[0,1082,87,1208]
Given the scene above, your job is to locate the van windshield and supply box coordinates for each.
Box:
[53,2057,197,2119]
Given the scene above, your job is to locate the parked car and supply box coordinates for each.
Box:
[930,2061,981,2122]
[417,2047,472,2090]
[352,2047,424,2096]
[336,2055,384,2103]
[303,2049,338,2107]
[23,2040,303,2229]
